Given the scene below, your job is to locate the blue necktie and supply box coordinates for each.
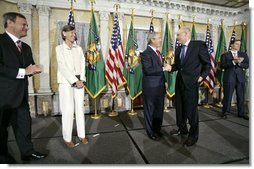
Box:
[180,45,186,65]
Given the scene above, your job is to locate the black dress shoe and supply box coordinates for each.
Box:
[170,129,188,136]
[148,133,158,140]
[184,138,197,147]
[22,152,47,161]
[238,115,249,120]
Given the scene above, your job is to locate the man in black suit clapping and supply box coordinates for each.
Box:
[220,39,249,120]
[0,12,46,163]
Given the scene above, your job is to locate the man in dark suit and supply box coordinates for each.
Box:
[168,27,211,146]
[0,12,46,163]
[220,39,249,120]
[140,32,171,140]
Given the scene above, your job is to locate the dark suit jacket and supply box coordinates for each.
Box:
[172,40,211,88]
[220,51,249,83]
[0,32,34,108]
[141,46,165,96]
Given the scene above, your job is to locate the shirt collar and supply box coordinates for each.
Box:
[148,45,158,53]
[63,41,77,49]
[6,31,20,43]
[183,39,191,47]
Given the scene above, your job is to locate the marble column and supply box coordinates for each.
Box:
[118,12,124,40]
[36,5,52,93]
[18,2,34,94]
[99,11,110,61]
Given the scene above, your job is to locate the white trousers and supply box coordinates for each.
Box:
[59,84,85,142]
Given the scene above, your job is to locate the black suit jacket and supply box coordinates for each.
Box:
[141,46,165,96]
[220,51,249,83]
[172,40,211,88]
[0,32,34,108]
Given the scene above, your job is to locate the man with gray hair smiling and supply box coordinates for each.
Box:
[141,32,171,140]
[168,27,211,146]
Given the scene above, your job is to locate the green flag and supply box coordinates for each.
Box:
[240,24,247,53]
[123,18,142,100]
[191,22,197,40]
[162,20,176,97]
[215,25,227,87]
[84,10,106,99]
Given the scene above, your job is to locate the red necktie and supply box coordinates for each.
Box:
[16,40,22,52]
[156,50,162,63]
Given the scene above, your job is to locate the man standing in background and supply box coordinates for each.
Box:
[220,39,249,120]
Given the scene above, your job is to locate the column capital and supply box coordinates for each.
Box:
[99,11,109,21]
[17,2,33,15]
[36,5,51,16]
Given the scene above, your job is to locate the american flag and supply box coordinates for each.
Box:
[106,14,126,98]
[68,9,75,26]
[228,28,236,51]
[67,9,78,41]
[175,24,182,49]
[203,24,216,92]
[149,20,154,32]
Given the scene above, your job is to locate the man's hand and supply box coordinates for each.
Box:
[25,64,42,75]
[233,56,244,64]
[163,64,172,72]
[197,76,203,83]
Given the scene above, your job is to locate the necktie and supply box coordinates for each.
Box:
[156,49,162,64]
[16,40,22,52]
[180,45,186,65]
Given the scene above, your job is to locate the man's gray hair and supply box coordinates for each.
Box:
[147,32,158,44]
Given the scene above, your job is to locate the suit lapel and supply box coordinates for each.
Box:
[148,46,162,66]
[3,33,24,66]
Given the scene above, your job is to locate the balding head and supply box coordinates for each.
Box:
[177,27,191,44]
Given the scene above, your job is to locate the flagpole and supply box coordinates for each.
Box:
[128,99,137,116]
[91,98,102,119]
[163,13,170,113]
[215,19,224,108]
[108,98,118,117]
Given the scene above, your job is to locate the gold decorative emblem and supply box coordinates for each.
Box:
[86,42,100,65]
[165,49,174,65]
[127,48,140,69]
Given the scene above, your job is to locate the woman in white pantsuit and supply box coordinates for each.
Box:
[56,25,88,148]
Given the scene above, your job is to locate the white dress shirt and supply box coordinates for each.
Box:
[6,31,25,79]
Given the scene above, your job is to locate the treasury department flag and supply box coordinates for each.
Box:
[240,24,247,53]
[215,24,227,87]
[191,21,197,40]
[123,18,142,100]
[106,13,126,98]
[84,10,106,99]
[162,19,176,97]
